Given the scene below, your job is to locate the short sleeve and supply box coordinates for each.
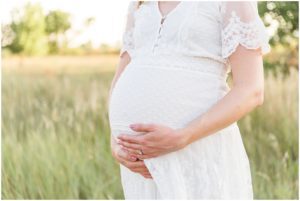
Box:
[220,1,271,59]
[119,1,137,58]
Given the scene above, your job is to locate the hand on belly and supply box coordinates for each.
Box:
[112,142,153,179]
[117,123,189,160]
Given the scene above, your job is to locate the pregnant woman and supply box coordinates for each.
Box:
[108,1,270,199]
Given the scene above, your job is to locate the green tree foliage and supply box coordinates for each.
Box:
[258,2,298,73]
[45,11,71,53]
[7,3,48,56]
[259,2,298,46]
[1,24,14,48]
[3,3,72,55]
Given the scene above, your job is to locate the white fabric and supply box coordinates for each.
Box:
[109,1,270,199]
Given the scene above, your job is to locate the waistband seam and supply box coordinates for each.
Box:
[128,64,227,80]
[129,55,229,77]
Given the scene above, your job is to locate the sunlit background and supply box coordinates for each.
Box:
[1,0,130,48]
[1,1,299,200]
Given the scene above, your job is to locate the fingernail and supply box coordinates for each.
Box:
[130,124,136,129]
[130,156,137,161]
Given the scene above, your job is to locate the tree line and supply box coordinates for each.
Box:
[1,3,99,56]
[1,1,299,72]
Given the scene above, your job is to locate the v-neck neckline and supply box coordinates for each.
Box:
[156,1,183,19]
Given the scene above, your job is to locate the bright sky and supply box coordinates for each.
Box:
[1,0,131,47]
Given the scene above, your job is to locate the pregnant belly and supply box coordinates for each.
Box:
[108,62,229,138]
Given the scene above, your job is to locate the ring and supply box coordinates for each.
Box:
[139,149,144,155]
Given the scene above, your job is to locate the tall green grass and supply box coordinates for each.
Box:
[2,72,123,199]
[1,57,298,199]
[239,69,298,199]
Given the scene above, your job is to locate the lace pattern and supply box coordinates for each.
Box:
[119,1,137,57]
[120,28,134,57]
[221,7,271,59]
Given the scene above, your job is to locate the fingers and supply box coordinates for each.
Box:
[130,123,157,132]
[118,134,145,145]
[140,173,153,179]
[118,140,144,150]
[112,138,154,179]
[126,160,147,169]
[121,159,153,179]
[116,146,138,162]
[116,153,153,179]
[136,168,153,179]
[131,166,150,174]
[116,149,147,169]
[117,123,157,144]
[136,153,155,160]
[121,146,156,160]
[120,145,141,155]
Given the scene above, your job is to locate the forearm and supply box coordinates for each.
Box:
[180,84,264,145]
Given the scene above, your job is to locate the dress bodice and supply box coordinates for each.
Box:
[120,1,271,66]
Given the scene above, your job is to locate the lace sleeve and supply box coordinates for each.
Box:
[220,1,271,59]
[119,1,137,58]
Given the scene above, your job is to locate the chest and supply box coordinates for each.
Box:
[133,2,222,48]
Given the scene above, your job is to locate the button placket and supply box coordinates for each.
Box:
[152,16,167,53]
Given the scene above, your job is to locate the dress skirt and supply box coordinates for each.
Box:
[108,55,253,199]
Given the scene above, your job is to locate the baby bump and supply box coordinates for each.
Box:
[108,63,229,138]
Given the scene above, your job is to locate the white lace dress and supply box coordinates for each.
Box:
[108,1,270,199]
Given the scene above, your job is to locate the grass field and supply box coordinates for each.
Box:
[1,55,299,199]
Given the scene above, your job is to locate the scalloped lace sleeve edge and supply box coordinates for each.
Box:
[221,11,271,59]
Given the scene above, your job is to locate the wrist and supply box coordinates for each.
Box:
[175,127,193,148]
